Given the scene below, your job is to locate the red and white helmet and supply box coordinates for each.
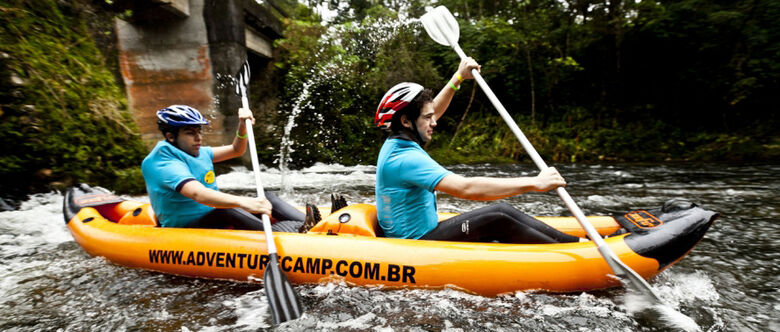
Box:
[374,82,424,128]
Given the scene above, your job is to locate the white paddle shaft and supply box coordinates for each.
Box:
[241,92,277,255]
[438,22,659,297]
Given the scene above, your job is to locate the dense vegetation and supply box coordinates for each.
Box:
[0,0,146,198]
[272,0,778,167]
[0,0,777,200]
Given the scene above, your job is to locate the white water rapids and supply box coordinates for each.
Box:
[4,163,774,331]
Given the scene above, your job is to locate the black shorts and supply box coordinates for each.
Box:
[185,191,305,231]
[420,202,580,244]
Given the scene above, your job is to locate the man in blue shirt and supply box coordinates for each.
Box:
[375,59,581,243]
[142,105,303,229]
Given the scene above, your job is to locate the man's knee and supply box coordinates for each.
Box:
[492,202,515,213]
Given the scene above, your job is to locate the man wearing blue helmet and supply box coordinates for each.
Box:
[142,105,304,229]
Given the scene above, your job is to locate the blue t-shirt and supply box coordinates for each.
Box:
[141,141,218,227]
[376,137,452,239]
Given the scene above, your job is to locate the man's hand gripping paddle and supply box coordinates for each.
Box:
[235,60,303,324]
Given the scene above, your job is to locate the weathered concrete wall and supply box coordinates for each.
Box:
[203,0,282,158]
[115,0,283,150]
[203,0,245,137]
[116,0,224,148]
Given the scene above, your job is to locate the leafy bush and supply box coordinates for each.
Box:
[0,0,147,195]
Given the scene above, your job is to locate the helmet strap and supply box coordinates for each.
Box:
[409,121,425,146]
[393,114,426,146]
[390,125,425,146]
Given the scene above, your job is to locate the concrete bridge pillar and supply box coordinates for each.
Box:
[115,0,282,149]
[116,0,223,147]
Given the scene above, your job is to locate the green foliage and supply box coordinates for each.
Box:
[272,0,777,166]
[110,167,146,194]
[687,133,778,162]
[0,0,147,195]
[432,103,777,165]
[273,15,443,167]
[1,0,776,201]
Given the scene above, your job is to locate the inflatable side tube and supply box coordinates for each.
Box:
[63,184,124,224]
[623,199,719,269]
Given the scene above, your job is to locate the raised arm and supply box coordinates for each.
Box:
[212,107,255,163]
[435,167,566,201]
[432,57,481,120]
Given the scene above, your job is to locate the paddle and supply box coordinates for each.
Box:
[420,6,694,323]
[234,60,303,324]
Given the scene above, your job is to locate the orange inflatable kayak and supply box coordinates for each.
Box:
[63,184,717,296]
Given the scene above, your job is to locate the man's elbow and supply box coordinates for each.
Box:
[235,145,247,156]
[180,183,207,203]
[455,181,489,200]
[184,189,203,203]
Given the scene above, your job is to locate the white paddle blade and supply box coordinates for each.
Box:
[234,60,251,96]
[420,6,460,46]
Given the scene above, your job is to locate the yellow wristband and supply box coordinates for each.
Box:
[236,130,247,139]
[447,81,460,91]
[456,73,464,82]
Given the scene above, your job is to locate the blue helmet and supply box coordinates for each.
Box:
[156,105,210,127]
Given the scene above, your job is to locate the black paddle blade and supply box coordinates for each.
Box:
[264,253,303,324]
[234,60,251,96]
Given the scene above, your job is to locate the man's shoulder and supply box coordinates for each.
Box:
[398,143,433,161]
[147,140,172,154]
[142,141,184,168]
[382,140,422,160]
[384,138,424,155]
[200,145,214,159]
[142,141,164,163]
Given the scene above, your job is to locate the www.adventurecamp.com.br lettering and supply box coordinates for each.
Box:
[148,249,416,283]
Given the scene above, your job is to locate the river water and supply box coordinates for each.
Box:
[0,163,777,331]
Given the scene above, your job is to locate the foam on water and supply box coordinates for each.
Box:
[219,288,272,331]
[622,270,721,332]
[313,312,386,330]
[216,164,376,193]
[240,278,642,331]
[1,192,70,244]
[654,271,720,305]
[1,163,776,330]
[0,192,72,293]
[624,295,701,332]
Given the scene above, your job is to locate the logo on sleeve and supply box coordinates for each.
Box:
[204,170,215,184]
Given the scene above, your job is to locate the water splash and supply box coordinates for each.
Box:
[623,276,706,332]
[278,81,312,195]
[276,18,421,195]
[625,293,701,332]
[220,288,273,331]
[628,270,720,331]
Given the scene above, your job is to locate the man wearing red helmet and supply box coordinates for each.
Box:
[375,59,581,243]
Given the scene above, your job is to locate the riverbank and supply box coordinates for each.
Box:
[427,113,780,165]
